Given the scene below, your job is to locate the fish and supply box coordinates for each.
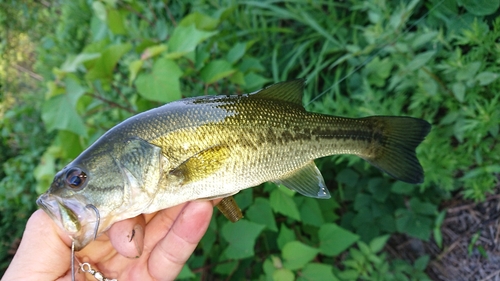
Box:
[36,79,431,250]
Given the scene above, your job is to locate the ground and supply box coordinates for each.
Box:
[389,184,500,281]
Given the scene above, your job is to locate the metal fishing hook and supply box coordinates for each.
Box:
[86,204,100,240]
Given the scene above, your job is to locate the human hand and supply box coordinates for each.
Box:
[2,200,220,281]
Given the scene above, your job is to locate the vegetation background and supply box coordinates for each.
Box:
[1,0,499,280]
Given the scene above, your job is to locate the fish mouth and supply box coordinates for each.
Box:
[36,193,100,250]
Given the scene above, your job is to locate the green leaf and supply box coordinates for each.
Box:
[459,0,500,16]
[41,95,87,137]
[406,51,435,71]
[141,44,168,60]
[177,264,195,279]
[277,224,296,250]
[85,43,132,80]
[135,58,183,103]
[456,61,481,81]
[476,71,499,85]
[128,59,143,86]
[299,263,339,281]
[299,198,324,227]
[391,181,414,195]
[395,209,432,240]
[273,268,295,281]
[92,1,107,22]
[369,235,390,253]
[200,60,235,84]
[414,255,430,271]
[335,169,359,187]
[179,12,220,31]
[227,42,247,63]
[221,219,264,259]
[64,77,86,107]
[61,53,101,73]
[270,188,301,221]
[282,241,319,270]
[246,198,278,232]
[409,198,437,215]
[167,24,217,58]
[234,188,253,210]
[107,9,126,35]
[319,223,359,256]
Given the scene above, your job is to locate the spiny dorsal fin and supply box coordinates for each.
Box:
[251,79,305,106]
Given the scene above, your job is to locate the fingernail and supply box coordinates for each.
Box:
[131,224,144,258]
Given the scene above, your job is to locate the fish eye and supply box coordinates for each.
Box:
[65,168,87,190]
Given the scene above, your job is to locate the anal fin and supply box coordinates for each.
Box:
[216,196,243,222]
[274,161,331,199]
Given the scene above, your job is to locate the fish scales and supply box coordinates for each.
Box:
[37,79,431,249]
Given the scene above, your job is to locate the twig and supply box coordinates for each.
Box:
[11,64,43,81]
[164,4,177,26]
[87,93,135,113]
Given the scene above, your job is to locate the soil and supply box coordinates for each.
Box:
[388,185,500,281]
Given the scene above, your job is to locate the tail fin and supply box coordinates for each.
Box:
[361,116,431,184]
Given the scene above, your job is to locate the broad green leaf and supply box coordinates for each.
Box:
[395,209,432,240]
[200,60,235,84]
[128,59,143,85]
[459,0,500,16]
[282,241,319,270]
[107,9,126,35]
[221,219,264,259]
[234,188,253,210]
[135,58,183,103]
[335,168,359,188]
[476,71,499,85]
[277,224,296,250]
[141,44,168,60]
[85,43,132,80]
[411,31,438,49]
[406,51,435,71]
[391,181,414,194]
[409,198,437,215]
[227,42,247,63]
[318,223,359,256]
[179,12,219,30]
[92,1,107,22]
[64,77,86,107]
[214,260,238,275]
[239,57,266,73]
[414,255,430,271]
[299,263,339,281]
[61,53,101,72]
[299,198,324,227]
[273,268,295,281]
[41,95,87,137]
[177,264,195,279]
[246,198,278,232]
[270,188,301,221]
[369,235,390,253]
[229,71,246,86]
[167,24,217,58]
[456,61,482,81]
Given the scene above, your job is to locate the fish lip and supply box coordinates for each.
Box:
[36,193,99,249]
[36,194,61,224]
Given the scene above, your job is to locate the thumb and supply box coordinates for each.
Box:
[2,209,73,281]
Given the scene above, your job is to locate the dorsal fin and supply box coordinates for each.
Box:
[250,79,305,106]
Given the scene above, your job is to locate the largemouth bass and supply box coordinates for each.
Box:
[37,79,431,249]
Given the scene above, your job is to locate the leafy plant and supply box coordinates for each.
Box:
[1,0,499,279]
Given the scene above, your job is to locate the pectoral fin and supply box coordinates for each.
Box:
[274,161,331,199]
[169,144,230,184]
[216,196,243,222]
